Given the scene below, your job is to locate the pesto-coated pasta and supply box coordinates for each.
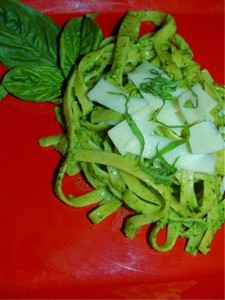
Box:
[39,11,225,255]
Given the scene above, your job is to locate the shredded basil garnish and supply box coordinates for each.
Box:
[140,69,178,100]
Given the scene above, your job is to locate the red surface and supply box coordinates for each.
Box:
[0,1,224,299]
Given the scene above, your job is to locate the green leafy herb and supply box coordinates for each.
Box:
[79,15,103,56]
[60,15,103,78]
[0,0,103,101]
[140,69,178,100]
[138,140,185,184]
[149,139,185,164]
[108,91,145,156]
[2,65,64,101]
[0,83,7,100]
[60,17,83,78]
[125,110,145,156]
[138,158,175,184]
[151,105,188,130]
[0,0,60,68]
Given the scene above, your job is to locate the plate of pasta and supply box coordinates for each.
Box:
[0,0,224,298]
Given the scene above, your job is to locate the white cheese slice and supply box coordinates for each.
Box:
[88,78,147,114]
[189,121,225,154]
[155,99,185,135]
[123,133,171,158]
[142,93,163,110]
[178,83,217,124]
[156,98,180,118]
[157,111,185,136]
[124,103,159,136]
[108,120,134,156]
[163,144,216,174]
[108,106,170,158]
[127,60,165,88]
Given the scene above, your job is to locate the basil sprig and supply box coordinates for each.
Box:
[0,0,103,101]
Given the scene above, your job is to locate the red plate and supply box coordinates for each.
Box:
[0,1,224,298]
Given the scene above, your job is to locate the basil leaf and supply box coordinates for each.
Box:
[0,0,60,68]
[2,65,64,101]
[60,17,83,78]
[0,81,8,100]
[60,15,103,78]
[126,112,145,156]
[80,15,103,56]
[149,139,185,163]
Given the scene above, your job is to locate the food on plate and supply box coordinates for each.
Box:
[0,0,224,255]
